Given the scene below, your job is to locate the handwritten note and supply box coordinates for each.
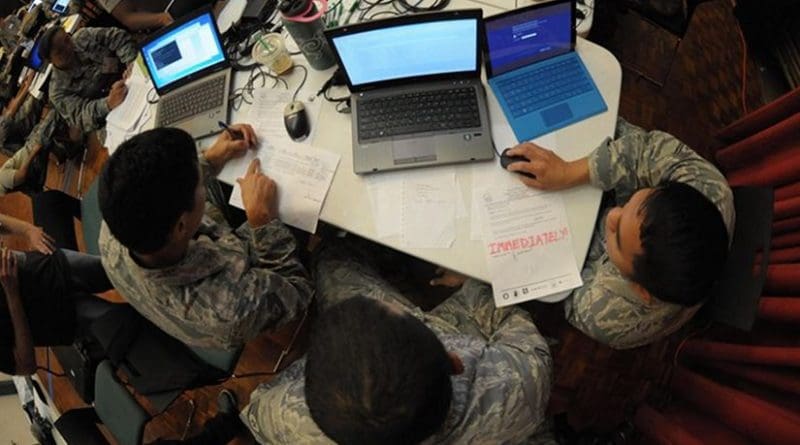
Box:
[244,89,322,145]
[402,172,456,248]
[480,185,582,306]
[227,139,340,233]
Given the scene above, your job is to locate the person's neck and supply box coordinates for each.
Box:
[132,242,188,269]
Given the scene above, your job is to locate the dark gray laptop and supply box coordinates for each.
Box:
[326,10,495,174]
[140,8,230,139]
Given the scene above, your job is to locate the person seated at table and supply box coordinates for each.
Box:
[92,0,173,32]
[0,247,116,376]
[0,108,85,196]
[0,72,45,151]
[38,25,136,132]
[504,118,734,349]
[240,238,554,444]
[98,126,314,349]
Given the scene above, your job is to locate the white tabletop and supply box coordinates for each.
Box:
[213,0,621,301]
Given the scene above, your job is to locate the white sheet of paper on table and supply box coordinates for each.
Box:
[364,173,404,238]
[227,139,340,233]
[242,89,322,147]
[480,185,583,306]
[402,170,456,248]
[106,73,150,132]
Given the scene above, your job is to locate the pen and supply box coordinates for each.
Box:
[218,121,243,140]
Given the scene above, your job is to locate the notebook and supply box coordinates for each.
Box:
[484,0,607,142]
[325,10,495,174]
[140,8,231,139]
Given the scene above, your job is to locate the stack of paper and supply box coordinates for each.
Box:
[364,168,466,248]
[104,72,152,155]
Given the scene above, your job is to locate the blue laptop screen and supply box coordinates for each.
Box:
[28,38,44,70]
[141,12,225,90]
[486,2,572,77]
[331,19,478,87]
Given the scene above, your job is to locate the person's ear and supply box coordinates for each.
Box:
[447,352,464,375]
[631,282,653,304]
[170,213,188,243]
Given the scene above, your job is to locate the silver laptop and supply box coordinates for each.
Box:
[140,8,231,139]
[325,10,495,174]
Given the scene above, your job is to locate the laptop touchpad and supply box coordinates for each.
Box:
[392,139,437,165]
[541,103,574,127]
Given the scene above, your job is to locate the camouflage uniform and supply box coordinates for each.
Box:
[241,240,555,444]
[0,95,45,149]
[565,118,735,349]
[98,156,314,349]
[48,27,137,132]
[0,111,55,194]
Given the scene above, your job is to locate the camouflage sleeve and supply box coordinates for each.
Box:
[240,359,333,444]
[588,118,735,239]
[433,280,553,437]
[215,220,313,345]
[49,70,110,131]
[0,113,53,194]
[84,26,138,64]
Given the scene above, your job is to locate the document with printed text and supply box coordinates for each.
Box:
[480,185,583,306]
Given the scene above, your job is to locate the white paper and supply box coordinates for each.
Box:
[106,74,150,132]
[480,185,582,306]
[364,173,404,238]
[243,89,322,147]
[402,171,456,248]
[227,139,340,233]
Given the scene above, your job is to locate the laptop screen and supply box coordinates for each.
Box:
[485,1,573,77]
[141,12,225,91]
[330,18,478,88]
[27,38,44,71]
[51,0,70,15]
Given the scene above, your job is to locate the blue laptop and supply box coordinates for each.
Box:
[483,0,607,142]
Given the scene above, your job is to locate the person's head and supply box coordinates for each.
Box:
[99,128,204,256]
[605,181,729,306]
[38,27,76,70]
[305,297,459,445]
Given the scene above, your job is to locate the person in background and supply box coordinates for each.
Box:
[241,239,555,444]
[92,0,173,32]
[38,25,135,131]
[0,72,44,151]
[505,118,734,349]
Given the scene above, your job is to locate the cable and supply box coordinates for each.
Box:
[292,65,308,102]
[229,65,288,111]
[737,23,748,115]
[36,366,66,377]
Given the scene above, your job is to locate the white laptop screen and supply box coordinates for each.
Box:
[141,12,225,90]
[330,18,478,87]
[485,1,572,77]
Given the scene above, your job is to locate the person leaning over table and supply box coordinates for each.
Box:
[98,125,314,350]
[240,238,555,444]
[91,0,173,32]
[504,118,734,349]
[38,25,136,132]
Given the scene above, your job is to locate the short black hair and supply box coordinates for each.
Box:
[99,128,199,254]
[305,297,453,445]
[37,26,60,62]
[633,181,729,306]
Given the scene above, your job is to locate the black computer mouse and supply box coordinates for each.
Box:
[284,100,310,141]
[500,148,536,179]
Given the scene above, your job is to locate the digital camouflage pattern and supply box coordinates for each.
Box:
[49,27,137,132]
[99,156,314,349]
[241,240,555,444]
[0,110,55,194]
[565,118,735,349]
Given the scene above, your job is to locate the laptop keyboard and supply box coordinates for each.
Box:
[158,75,226,127]
[496,58,593,119]
[358,87,481,141]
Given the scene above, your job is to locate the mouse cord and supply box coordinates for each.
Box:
[292,65,308,103]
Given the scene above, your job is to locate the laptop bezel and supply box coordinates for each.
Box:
[139,7,230,97]
[325,9,485,93]
[483,0,577,79]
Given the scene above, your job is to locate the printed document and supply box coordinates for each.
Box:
[480,185,582,306]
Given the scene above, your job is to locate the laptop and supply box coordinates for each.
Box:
[25,37,45,71]
[140,8,231,139]
[51,0,70,15]
[483,0,607,142]
[325,10,495,174]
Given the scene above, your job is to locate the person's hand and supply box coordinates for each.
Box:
[24,224,55,255]
[204,123,258,170]
[21,71,35,89]
[505,142,588,190]
[158,12,174,27]
[0,248,19,296]
[237,158,278,227]
[430,267,467,288]
[106,80,128,110]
